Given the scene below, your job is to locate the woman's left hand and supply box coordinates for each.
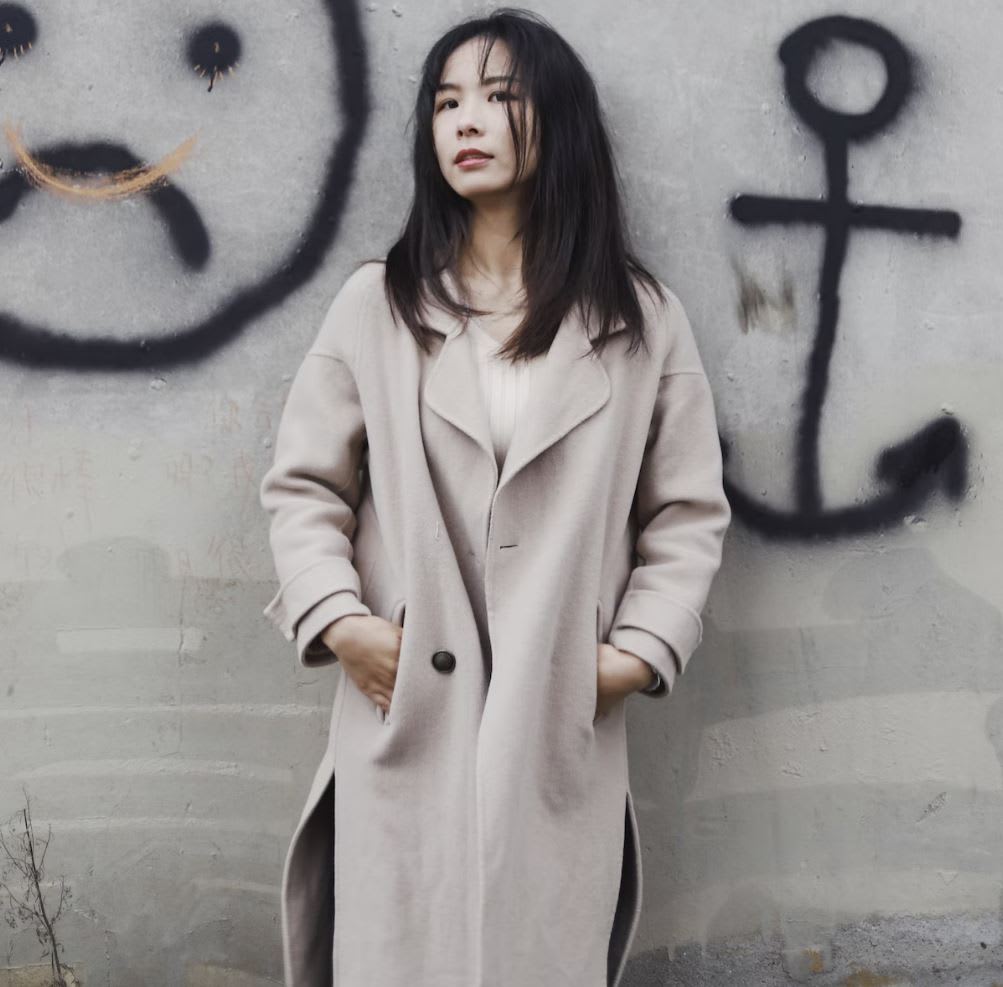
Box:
[594,643,655,721]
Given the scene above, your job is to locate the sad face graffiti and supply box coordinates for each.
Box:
[0,0,369,370]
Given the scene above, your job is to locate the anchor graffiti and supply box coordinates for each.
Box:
[722,15,968,539]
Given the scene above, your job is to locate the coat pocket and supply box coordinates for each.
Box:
[592,598,603,725]
[375,597,406,725]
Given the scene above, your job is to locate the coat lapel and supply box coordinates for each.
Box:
[421,269,620,493]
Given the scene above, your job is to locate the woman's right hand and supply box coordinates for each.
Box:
[320,614,401,714]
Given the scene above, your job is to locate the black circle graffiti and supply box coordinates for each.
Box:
[0,0,369,370]
[724,15,967,539]
[780,16,911,140]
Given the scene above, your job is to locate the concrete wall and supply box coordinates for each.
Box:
[1,1,1000,984]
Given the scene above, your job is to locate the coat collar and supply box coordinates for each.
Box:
[421,268,623,493]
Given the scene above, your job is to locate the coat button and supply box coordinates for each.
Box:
[431,650,456,673]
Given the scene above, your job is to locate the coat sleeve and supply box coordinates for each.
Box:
[259,268,377,667]
[607,288,732,697]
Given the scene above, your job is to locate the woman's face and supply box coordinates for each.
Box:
[432,37,538,204]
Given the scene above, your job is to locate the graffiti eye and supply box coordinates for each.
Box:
[0,3,37,65]
[187,20,241,93]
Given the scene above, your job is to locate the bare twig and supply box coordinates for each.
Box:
[0,786,74,986]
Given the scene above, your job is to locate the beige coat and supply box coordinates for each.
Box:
[259,260,731,987]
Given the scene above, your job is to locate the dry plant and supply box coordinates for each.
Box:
[0,786,73,986]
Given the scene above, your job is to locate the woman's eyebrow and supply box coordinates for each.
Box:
[435,74,517,93]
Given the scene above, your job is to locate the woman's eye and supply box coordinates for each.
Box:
[436,90,518,112]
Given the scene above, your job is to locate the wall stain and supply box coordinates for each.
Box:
[843,972,902,987]
[916,790,947,822]
[806,948,825,973]
[734,261,797,334]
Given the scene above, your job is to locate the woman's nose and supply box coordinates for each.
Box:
[457,112,483,137]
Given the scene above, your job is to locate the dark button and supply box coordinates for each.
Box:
[431,650,456,673]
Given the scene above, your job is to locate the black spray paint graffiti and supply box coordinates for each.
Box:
[188,21,242,93]
[722,15,968,539]
[0,0,368,370]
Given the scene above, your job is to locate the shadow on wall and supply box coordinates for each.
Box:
[632,545,1003,947]
[1,535,323,983]
[721,15,969,540]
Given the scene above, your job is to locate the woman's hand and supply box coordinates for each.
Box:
[321,614,401,714]
[594,643,657,721]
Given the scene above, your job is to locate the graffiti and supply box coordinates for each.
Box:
[188,22,243,93]
[722,15,968,539]
[0,3,35,65]
[0,0,369,370]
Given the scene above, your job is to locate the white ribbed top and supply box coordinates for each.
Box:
[467,318,537,469]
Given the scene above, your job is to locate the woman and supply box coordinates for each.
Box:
[259,8,731,987]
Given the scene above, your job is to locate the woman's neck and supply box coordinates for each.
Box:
[459,200,525,295]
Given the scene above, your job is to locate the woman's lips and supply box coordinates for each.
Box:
[457,155,492,169]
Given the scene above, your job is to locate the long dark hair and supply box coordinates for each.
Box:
[366,6,666,363]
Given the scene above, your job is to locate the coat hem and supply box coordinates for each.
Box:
[607,786,644,987]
